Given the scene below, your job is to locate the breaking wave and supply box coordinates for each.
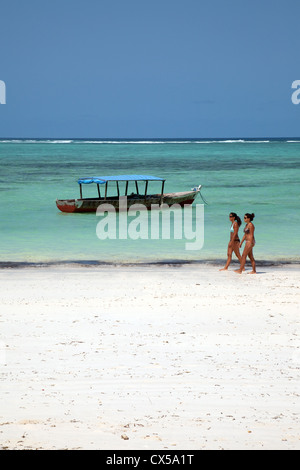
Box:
[1,138,299,144]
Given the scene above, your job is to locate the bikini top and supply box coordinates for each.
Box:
[244,224,253,234]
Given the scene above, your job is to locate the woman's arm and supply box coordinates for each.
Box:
[233,222,239,238]
[248,223,255,243]
[229,222,239,247]
[240,235,245,248]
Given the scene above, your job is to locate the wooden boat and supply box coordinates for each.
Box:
[56,175,203,213]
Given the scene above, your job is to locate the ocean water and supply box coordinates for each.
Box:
[0,138,299,265]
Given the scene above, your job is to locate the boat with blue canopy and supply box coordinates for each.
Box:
[56,175,202,213]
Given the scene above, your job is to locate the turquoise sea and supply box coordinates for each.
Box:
[0,138,299,265]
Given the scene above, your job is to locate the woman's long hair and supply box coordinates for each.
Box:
[230,212,242,226]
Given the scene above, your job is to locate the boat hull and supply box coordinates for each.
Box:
[56,191,199,213]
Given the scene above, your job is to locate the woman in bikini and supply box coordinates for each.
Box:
[220,212,242,271]
[235,213,256,274]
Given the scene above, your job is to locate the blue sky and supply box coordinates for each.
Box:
[0,0,300,138]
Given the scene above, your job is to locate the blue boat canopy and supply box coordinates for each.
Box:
[78,175,165,184]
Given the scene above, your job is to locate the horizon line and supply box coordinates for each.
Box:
[1,136,300,140]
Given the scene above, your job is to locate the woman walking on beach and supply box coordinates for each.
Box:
[220,212,242,271]
[235,213,256,274]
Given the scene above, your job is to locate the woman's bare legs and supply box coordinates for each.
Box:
[235,243,256,274]
[220,241,242,271]
[219,246,233,271]
[247,248,256,274]
[233,243,242,264]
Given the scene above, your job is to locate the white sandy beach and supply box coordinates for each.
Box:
[0,263,299,450]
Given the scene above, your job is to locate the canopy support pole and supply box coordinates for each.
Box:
[144,180,148,202]
[116,181,120,197]
[105,182,108,200]
[79,184,82,199]
[125,181,128,196]
[160,180,165,206]
[97,184,101,198]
